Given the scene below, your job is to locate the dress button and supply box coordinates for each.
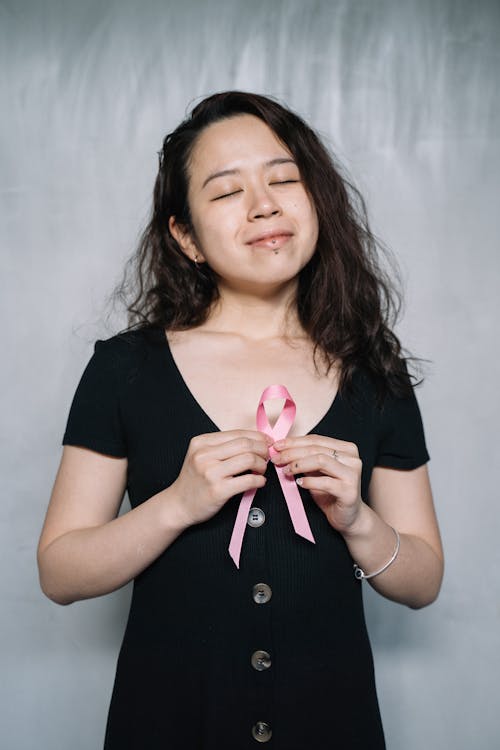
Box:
[252,721,272,743]
[251,650,272,671]
[247,507,265,527]
[252,583,272,604]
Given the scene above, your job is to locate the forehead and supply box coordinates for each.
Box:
[188,114,291,182]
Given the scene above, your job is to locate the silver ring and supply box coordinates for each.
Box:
[331,449,338,459]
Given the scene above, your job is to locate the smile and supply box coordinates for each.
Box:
[247,233,293,250]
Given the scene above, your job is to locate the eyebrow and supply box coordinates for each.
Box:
[201,157,297,189]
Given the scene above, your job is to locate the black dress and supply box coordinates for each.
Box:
[62,326,429,749]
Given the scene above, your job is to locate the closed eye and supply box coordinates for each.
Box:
[212,180,299,201]
[212,189,242,201]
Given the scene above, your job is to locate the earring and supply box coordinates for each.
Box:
[193,254,199,267]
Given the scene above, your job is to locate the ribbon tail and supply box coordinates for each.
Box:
[228,487,256,568]
[275,467,315,544]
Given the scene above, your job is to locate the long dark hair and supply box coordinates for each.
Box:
[113,90,420,399]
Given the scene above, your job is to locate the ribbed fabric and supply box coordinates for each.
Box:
[62,325,429,749]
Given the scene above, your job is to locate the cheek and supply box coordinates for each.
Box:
[289,190,317,225]
[202,215,232,242]
[305,197,319,238]
[311,211,319,241]
[190,211,236,259]
[298,199,319,242]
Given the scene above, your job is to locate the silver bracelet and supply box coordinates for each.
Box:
[353,526,400,580]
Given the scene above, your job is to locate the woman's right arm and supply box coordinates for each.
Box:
[37,445,189,605]
[38,431,271,605]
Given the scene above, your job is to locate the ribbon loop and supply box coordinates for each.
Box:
[228,385,315,568]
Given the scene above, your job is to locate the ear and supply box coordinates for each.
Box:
[168,216,206,263]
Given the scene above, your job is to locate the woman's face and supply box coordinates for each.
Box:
[170,114,319,295]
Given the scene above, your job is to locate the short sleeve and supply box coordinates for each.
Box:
[375,386,430,470]
[62,339,127,457]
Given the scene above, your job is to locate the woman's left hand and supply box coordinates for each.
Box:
[270,435,364,534]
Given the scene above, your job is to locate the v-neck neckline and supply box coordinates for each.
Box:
[159,328,342,437]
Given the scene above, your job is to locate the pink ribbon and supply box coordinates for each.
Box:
[228,384,315,568]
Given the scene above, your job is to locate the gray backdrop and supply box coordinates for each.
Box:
[2,0,499,748]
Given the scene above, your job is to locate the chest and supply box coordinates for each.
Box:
[165,331,340,436]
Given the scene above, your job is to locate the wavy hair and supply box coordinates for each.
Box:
[113,91,420,399]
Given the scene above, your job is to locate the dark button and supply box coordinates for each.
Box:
[252,721,272,743]
[247,507,265,527]
[252,583,272,604]
[251,650,271,671]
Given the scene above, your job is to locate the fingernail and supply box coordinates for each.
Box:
[296,477,303,486]
[273,440,286,449]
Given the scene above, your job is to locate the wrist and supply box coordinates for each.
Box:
[353,526,400,580]
[158,484,192,533]
[341,500,376,541]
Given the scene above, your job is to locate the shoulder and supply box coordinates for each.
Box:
[82,326,164,392]
[347,362,420,408]
[96,325,163,351]
[345,364,427,434]
[93,325,164,364]
[349,366,430,469]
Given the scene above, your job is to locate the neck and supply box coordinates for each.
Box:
[202,282,306,342]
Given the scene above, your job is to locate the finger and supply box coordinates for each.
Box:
[191,430,273,447]
[217,452,269,478]
[282,453,358,482]
[295,474,344,495]
[224,429,274,446]
[198,436,271,462]
[225,472,267,497]
[273,435,359,458]
[272,446,360,469]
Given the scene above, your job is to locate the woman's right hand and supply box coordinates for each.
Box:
[169,430,273,526]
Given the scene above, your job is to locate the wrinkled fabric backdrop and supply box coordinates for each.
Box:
[1,1,499,748]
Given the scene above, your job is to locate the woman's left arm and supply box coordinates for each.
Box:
[271,438,443,609]
[345,464,444,608]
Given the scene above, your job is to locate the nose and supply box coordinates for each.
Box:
[247,184,282,221]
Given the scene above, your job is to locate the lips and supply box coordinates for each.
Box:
[246,229,293,249]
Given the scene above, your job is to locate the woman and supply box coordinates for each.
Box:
[38,91,443,749]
